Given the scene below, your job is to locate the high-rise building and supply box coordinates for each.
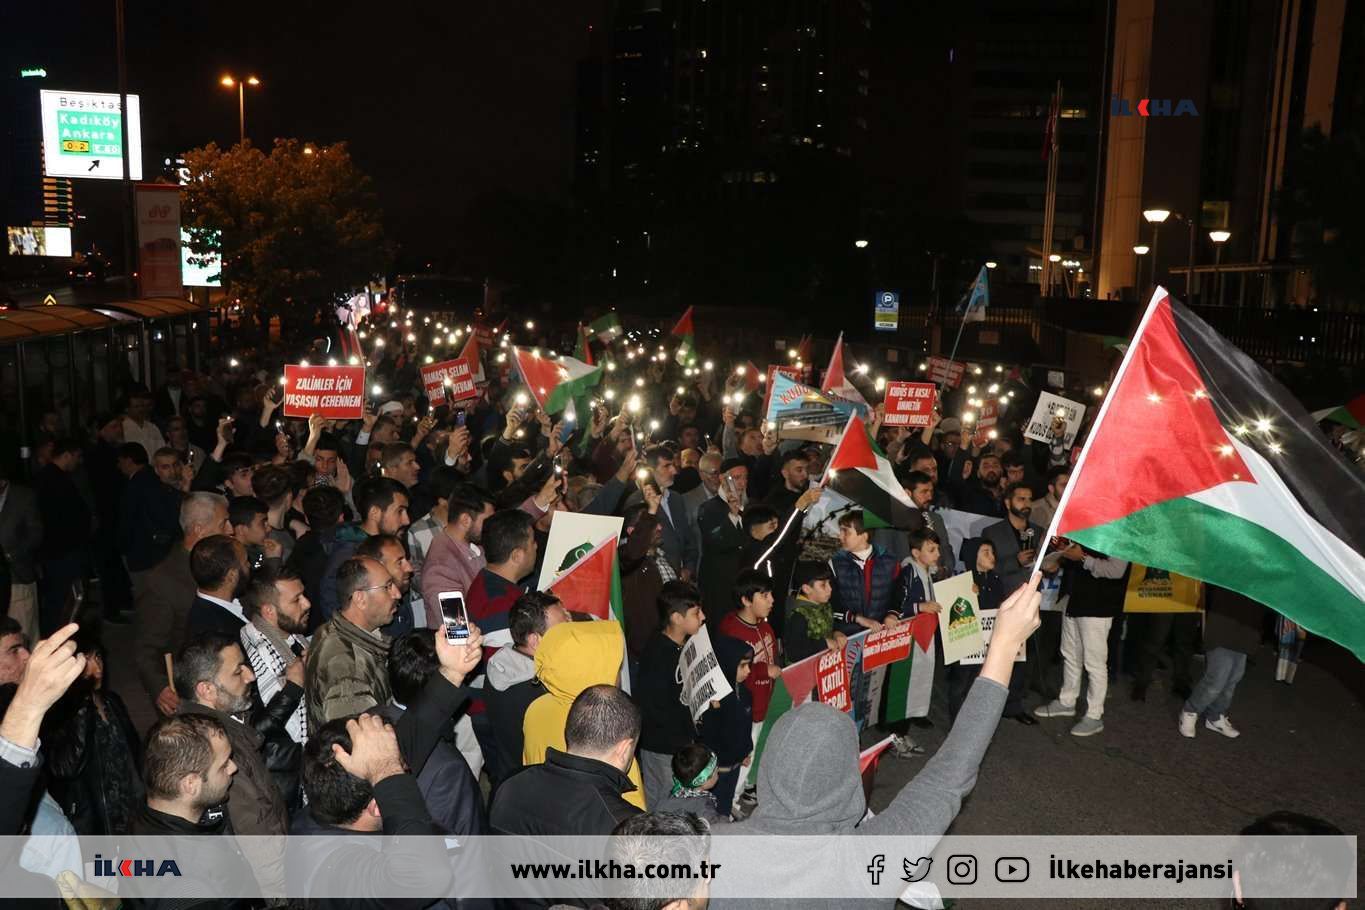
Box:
[580,0,878,301]
[3,68,76,231]
[952,0,1108,287]
[1094,0,1360,306]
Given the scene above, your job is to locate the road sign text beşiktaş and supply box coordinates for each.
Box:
[283,366,365,419]
[39,90,144,181]
[883,382,937,428]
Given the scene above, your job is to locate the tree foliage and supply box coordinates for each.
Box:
[181,139,389,312]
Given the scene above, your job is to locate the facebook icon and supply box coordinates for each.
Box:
[867,854,886,885]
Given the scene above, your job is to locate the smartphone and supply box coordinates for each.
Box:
[438,591,470,644]
[455,409,467,428]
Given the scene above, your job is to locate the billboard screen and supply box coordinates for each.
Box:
[6,225,72,257]
[39,89,144,181]
[181,229,222,287]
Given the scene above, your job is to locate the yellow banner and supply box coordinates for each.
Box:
[1123,563,1201,613]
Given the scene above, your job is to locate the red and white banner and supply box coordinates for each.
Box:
[927,356,965,389]
[282,365,365,419]
[421,357,477,406]
[860,624,914,671]
[882,382,937,428]
[817,646,852,713]
[971,398,1000,447]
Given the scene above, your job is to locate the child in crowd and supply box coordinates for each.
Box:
[947,537,1005,720]
[700,635,754,820]
[650,742,725,824]
[898,528,945,620]
[830,510,902,632]
[719,569,781,812]
[784,561,853,665]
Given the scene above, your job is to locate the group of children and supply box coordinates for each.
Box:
[639,503,1020,821]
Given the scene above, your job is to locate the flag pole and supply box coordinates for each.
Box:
[1029,286,1170,579]
[939,314,970,399]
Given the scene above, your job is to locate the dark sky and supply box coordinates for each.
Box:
[3,1,604,263]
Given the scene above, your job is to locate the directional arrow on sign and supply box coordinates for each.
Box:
[88,160,101,172]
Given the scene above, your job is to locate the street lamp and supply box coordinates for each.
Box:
[1142,208,1170,292]
[1209,230,1231,306]
[853,239,869,249]
[220,74,261,145]
[985,260,998,269]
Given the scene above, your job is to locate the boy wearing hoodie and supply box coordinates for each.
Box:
[484,592,570,788]
[700,635,753,821]
[521,619,646,809]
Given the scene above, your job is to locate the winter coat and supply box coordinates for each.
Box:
[483,646,544,785]
[490,747,640,837]
[305,613,393,731]
[700,634,755,767]
[521,621,645,810]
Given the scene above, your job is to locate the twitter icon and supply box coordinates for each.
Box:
[901,857,933,883]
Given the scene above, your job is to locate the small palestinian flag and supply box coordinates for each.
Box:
[671,306,696,365]
[573,324,595,366]
[820,332,869,409]
[1312,394,1365,430]
[458,332,485,383]
[1050,289,1365,659]
[823,414,918,529]
[545,535,623,623]
[590,312,623,343]
[511,347,603,415]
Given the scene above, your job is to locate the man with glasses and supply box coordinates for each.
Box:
[305,556,403,730]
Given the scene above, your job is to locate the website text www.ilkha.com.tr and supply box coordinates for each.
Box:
[510,857,722,883]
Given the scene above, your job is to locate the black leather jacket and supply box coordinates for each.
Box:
[249,680,306,809]
[43,687,143,836]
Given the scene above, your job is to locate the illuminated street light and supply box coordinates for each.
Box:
[220,74,261,144]
[854,239,869,249]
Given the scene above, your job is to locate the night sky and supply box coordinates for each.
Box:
[4,1,604,264]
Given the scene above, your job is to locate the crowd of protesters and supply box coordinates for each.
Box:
[0,305,1354,909]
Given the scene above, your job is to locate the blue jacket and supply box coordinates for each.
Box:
[830,546,900,623]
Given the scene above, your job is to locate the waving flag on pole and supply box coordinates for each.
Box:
[1311,394,1365,430]
[1041,288,1365,659]
[512,347,603,415]
[573,324,595,366]
[671,306,696,365]
[590,312,623,344]
[823,414,918,529]
[957,265,990,323]
[821,332,869,409]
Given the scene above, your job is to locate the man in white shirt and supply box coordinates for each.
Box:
[122,391,166,459]
[185,535,250,637]
[239,565,310,745]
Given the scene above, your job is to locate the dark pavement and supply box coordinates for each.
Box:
[864,636,1365,908]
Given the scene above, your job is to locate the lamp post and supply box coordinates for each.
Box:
[220,74,261,145]
[1209,230,1230,307]
[1142,208,1170,292]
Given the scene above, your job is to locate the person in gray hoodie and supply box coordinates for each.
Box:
[704,574,1043,908]
[483,591,570,788]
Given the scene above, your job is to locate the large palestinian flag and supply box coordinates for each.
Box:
[511,347,602,415]
[823,414,918,529]
[545,535,623,623]
[1311,394,1365,431]
[1050,289,1365,659]
[820,332,870,410]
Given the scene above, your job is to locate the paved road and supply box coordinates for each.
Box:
[862,637,1364,908]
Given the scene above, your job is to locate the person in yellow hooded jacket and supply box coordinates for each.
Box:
[520,619,646,809]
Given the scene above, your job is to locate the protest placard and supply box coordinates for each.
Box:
[760,364,803,419]
[421,357,477,406]
[1123,564,1202,613]
[680,625,733,721]
[861,624,914,671]
[970,398,999,447]
[1025,391,1086,448]
[282,365,365,419]
[816,645,852,713]
[927,356,964,388]
[957,609,1027,666]
[536,511,625,592]
[936,571,986,665]
[883,381,937,428]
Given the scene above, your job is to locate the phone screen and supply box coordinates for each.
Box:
[438,592,470,643]
[455,409,467,427]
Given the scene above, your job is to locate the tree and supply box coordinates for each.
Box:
[181,139,390,315]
